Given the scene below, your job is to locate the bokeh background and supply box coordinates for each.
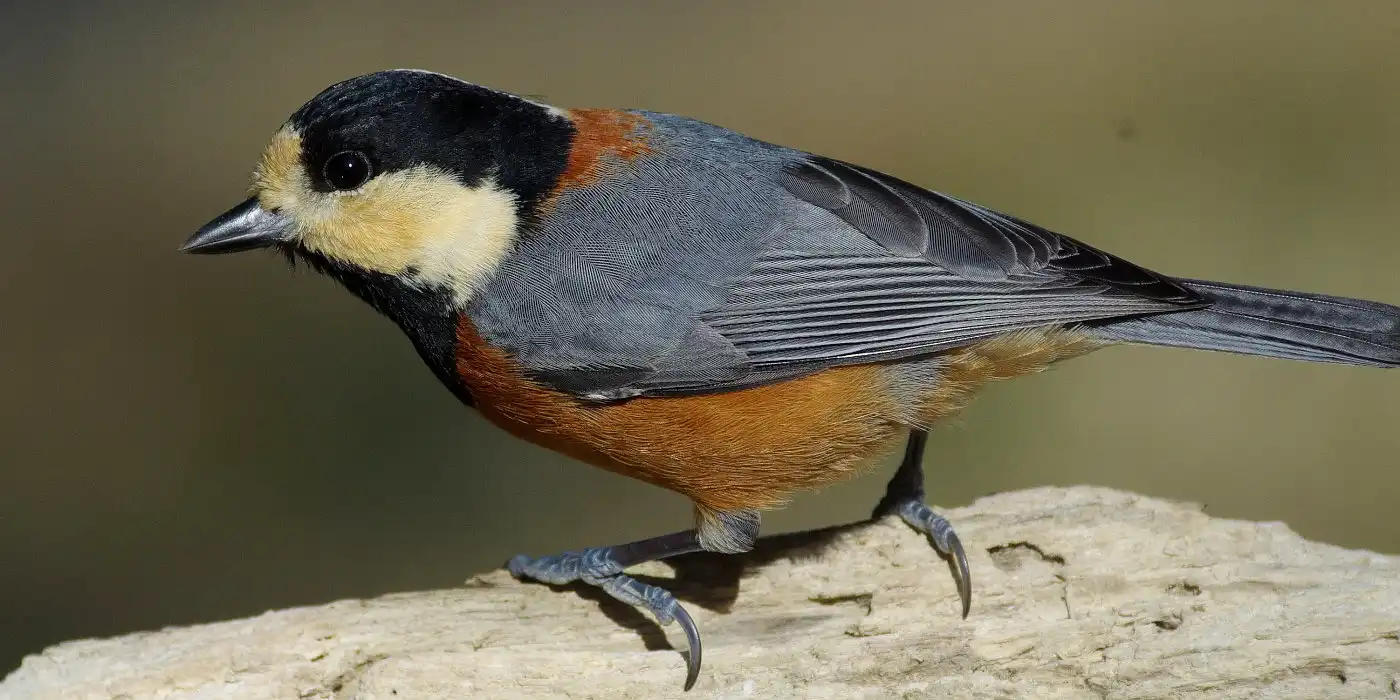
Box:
[3,0,1399,675]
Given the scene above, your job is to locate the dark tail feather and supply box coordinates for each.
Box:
[1087,278,1400,368]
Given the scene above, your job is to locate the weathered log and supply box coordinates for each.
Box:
[5,487,1398,699]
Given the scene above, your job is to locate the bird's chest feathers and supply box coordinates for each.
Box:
[450,315,910,511]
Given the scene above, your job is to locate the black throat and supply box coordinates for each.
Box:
[288,247,475,407]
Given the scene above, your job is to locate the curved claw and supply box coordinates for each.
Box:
[944,529,972,619]
[893,500,973,618]
[670,602,703,691]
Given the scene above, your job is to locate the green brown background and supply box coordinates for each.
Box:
[3,0,1398,674]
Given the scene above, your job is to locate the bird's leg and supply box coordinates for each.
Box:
[871,428,972,618]
[508,507,760,691]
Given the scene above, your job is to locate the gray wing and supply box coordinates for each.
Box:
[467,114,1205,400]
[692,156,1206,378]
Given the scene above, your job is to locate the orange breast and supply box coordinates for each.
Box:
[454,317,906,512]
[456,315,1104,513]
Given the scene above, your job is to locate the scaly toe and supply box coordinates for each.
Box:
[894,500,973,617]
[596,574,702,691]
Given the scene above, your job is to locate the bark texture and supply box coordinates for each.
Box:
[4,486,1399,699]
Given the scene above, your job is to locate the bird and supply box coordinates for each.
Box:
[183,69,1400,691]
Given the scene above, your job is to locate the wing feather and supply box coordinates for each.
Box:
[472,116,1206,400]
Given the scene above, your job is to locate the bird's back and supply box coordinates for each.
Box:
[466,110,1201,401]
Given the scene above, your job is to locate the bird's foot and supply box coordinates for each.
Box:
[877,498,972,619]
[508,548,703,690]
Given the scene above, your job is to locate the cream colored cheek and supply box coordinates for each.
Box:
[270,171,522,306]
[405,182,520,305]
[293,201,421,274]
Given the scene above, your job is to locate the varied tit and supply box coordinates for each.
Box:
[183,69,1400,691]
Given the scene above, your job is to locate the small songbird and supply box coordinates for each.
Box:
[183,69,1400,690]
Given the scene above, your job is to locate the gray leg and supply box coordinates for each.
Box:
[508,507,760,691]
[872,428,972,618]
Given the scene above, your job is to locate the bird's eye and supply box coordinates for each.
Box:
[323,151,372,191]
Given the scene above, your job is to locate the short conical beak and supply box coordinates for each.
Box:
[181,197,295,254]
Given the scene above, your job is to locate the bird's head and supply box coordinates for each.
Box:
[182,69,571,307]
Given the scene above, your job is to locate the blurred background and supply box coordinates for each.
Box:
[3,0,1399,675]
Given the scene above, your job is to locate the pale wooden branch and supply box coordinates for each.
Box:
[4,487,1399,699]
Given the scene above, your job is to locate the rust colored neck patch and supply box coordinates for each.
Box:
[551,109,654,197]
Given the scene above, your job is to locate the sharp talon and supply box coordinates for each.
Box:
[945,529,972,619]
[876,431,972,619]
[890,500,974,618]
[504,530,712,688]
[671,601,703,691]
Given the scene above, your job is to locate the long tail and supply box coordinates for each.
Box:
[1087,279,1400,368]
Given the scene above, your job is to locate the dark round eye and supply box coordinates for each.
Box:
[322,150,372,191]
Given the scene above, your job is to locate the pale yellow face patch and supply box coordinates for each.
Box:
[251,126,519,306]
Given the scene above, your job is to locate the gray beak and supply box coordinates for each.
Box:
[181,197,295,254]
